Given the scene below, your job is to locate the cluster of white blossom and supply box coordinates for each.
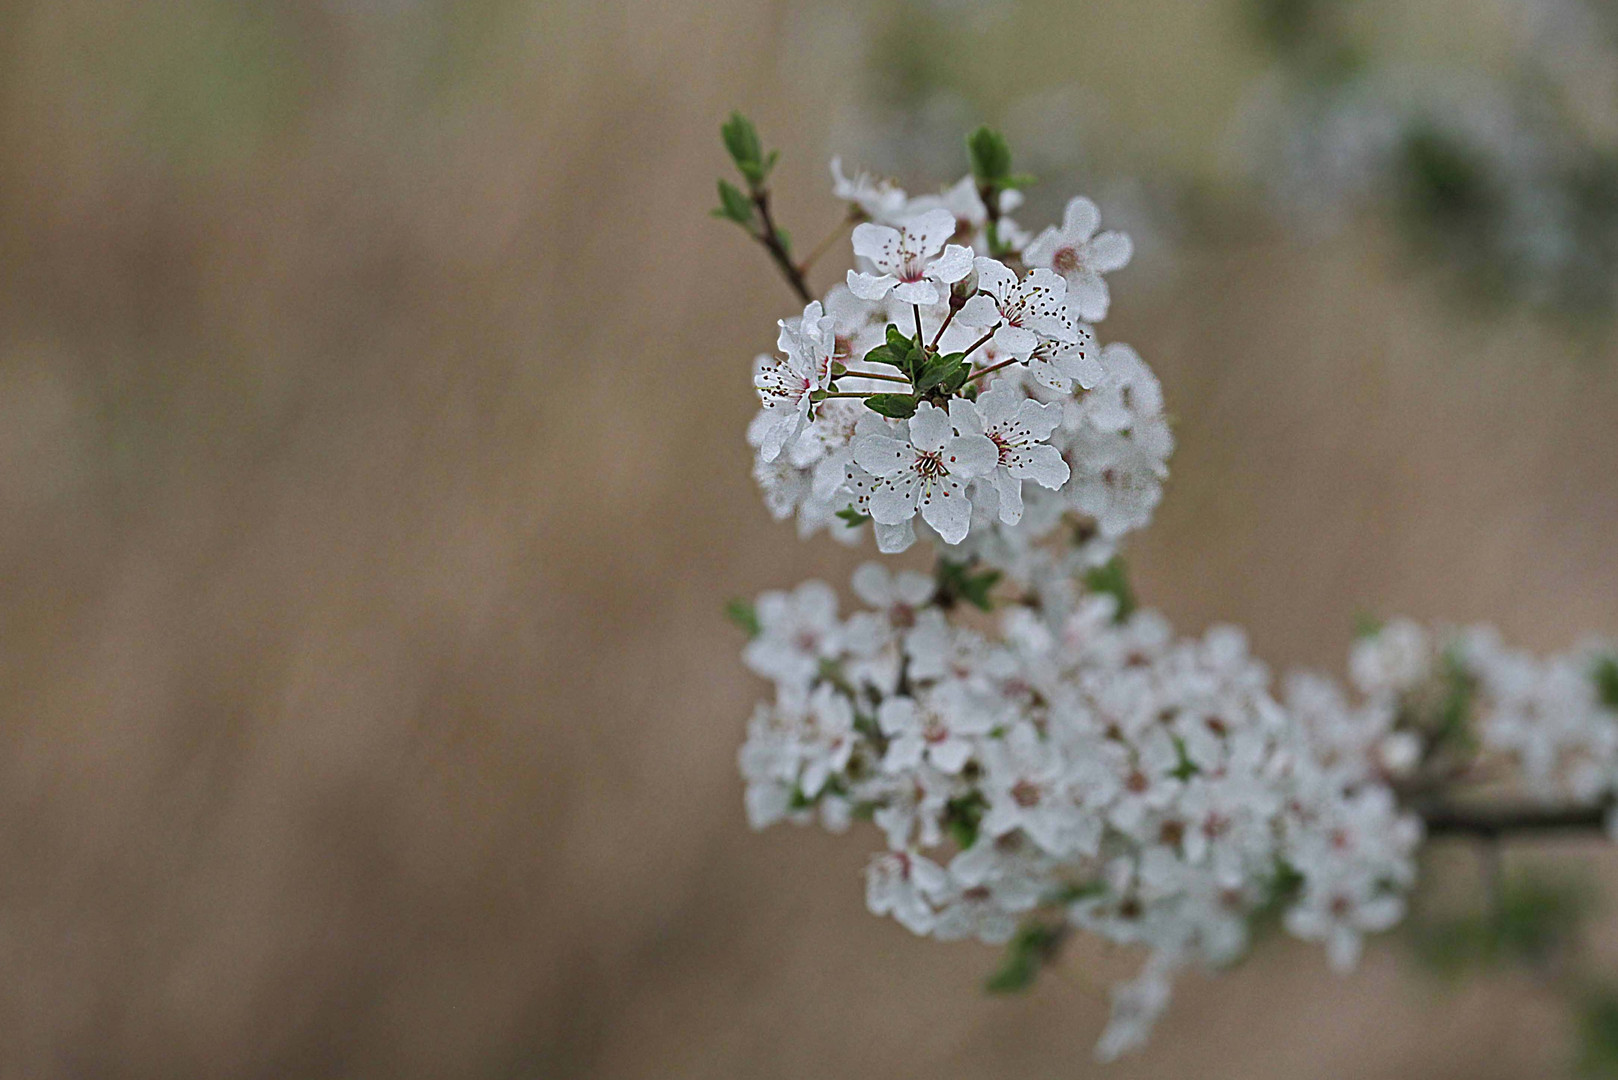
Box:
[723,134,1618,1060]
[749,163,1157,565]
[738,571,1424,1058]
[1316,618,1618,818]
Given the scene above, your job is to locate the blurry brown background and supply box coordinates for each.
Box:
[0,0,1615,1076]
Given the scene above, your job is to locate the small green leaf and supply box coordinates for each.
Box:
[1593,656,1618,711]
[865,393,919,418]
[830,361,847,377]
[713,178,755,225]
[936,559,1001,612]
[725,599,760,638]
[721,111,763,171]
[860,344,904,369]
[967,126,1012,183]
[914,355,965,393]
[1082,557,1136,622]
[1353,612,1385,639]
[985,922,1065,994]
[835,506,871,529]
[944,792,989,850]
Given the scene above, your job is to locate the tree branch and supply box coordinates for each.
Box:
[1417,801,1608,838]
[751,190,812,304]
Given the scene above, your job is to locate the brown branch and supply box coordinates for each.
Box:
[1417,801,1608,838]
[751,189,812,304]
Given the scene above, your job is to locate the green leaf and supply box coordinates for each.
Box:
[1353,611,1385,639]
[985,922,1065,994]
[914,354,965,393]
[859,343,905,369]
[936,559,1001,611]
[712,179,754,225]
[1579,991,1618,1077]
[724,598,760,638]
[1593,655,1618,711]
[1082,557,1137,622]
[864,393,919,418]
[944,792,989,850]
[967,126,1012,183]
[1001,172,1038,190]
[721,111,763,171]
[835,506,871,529]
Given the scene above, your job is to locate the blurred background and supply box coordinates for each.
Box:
[2,0,1618,1075]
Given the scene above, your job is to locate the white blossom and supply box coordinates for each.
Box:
[847,208,975,306]
[851,401,997,544]
[1023,195,1134,322]
[753,301,836,462]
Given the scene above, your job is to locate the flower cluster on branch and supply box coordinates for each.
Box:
[713,115,1618,1060]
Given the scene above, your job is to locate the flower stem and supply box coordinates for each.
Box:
[913,304,926,347]
[930,301,961,349]
[966,357,1020,384]
[960,323,1001,363]
[839,368,910,383]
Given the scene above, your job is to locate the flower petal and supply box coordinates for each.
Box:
[919,475,973,544]
[1062,195,1100,241]
[947,433,999,479]
[847,270,897,302]
[908,402,951,453]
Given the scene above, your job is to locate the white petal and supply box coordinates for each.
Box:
[908,402,951,453]
[946,395,986,437]
[851,562,891,606]
[947,433,999,479]
[920,475,973,543]
[756,408,804,464]
[955,293,1002,328]
[847,270,897,301]
[928,244,974,284]
[869,474,921,525]
[992,469,1024,524]
[1088,230,1133,272]
[906,207,958,258]
[851,222,901,265]
[993,324,1039,359]
[1062,195,1100,241]
[930,738,973,774]
[1021,225,1060,270]
[874,518,915,554]
[1071,273,1110,322]
[1015,398,1064,440]
[891,279,941,307]
[971,256,1017,296]
[1012,442,1070,489]
[973,383,1020,426]
[852,435,914,477]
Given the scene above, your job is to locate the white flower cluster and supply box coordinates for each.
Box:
[1321,619,1618,816]
[749,165,1161,565]
[725,139,1618,1061]
[739,570,1422,1059]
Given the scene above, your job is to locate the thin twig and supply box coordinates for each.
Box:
[839,368,910,383]
[751,189,812,303]
[966,356,1020,384]
[799,213,855,275]
[959,324,1000,362]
